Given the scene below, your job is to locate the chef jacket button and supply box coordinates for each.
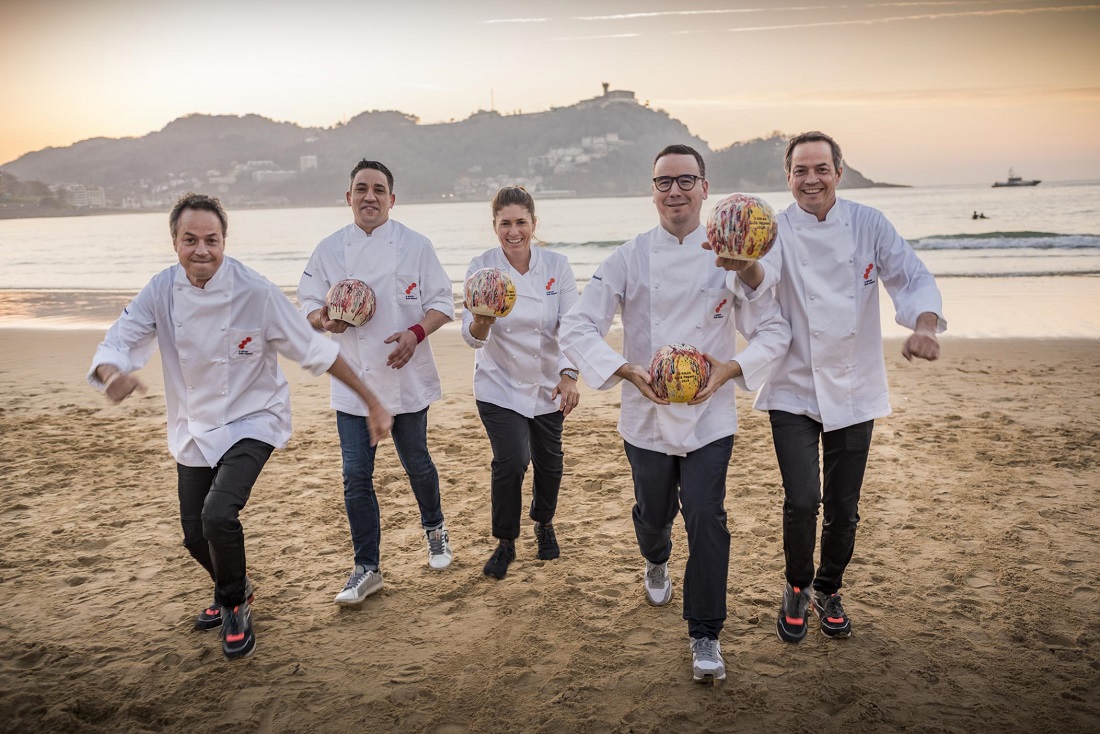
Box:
[809,296,816,301]
[175,322,182,327]
[814,367,820,372]
[814,331,821,337]
[220,390,226,395]
[221,358,227,363]
[696,324,702,329]
[218,420,225,426]
[187,385,193,390]
[849,258,854,264]
[801,260,807,266]
[655,319,661,325]
[505,327,511,333]
[358,335,364,340]
[221,325,227,331]
[848,294,854,299]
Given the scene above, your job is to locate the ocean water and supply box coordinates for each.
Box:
[0,180,1098,336]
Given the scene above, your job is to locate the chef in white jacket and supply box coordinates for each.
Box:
[560,145,790,684]
[298,159,455,608]
[725,131,945,644]
[462,186,580,580]
[89,193,391,661]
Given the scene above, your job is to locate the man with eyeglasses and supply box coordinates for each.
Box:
[721,131,944,644]
[561,144,790,683]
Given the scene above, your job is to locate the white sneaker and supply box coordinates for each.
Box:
[334,565,383,605]
[690,637,726,683]
[644,560,672,606]
[426,524,453,570]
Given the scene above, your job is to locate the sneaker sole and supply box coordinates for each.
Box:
[693,671,726,685]
[644,588,673,607]
[196,592,254,631]
[223,639,256,660]
[775,618,808,643]
[334,584,383,606]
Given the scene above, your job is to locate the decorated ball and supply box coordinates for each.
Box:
[325,279,376,327]
[706,193,778,261]
[464,268,517,318]
[649,343,710,403]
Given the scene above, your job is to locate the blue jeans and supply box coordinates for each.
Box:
[623,436,734,640]
[336,408,444,570]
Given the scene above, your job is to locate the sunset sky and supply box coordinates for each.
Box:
[2,0,1098,185]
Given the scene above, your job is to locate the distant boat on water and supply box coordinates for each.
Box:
[993,169,1040,188]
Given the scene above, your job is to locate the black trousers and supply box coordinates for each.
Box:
[624,435,733,640]
[769,411,874,595]
[177,438,273,607]
[476,400,564,541]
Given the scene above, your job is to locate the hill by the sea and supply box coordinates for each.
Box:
[0,87,891,216]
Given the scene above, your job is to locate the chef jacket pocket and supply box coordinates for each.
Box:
[396,273,421,308]
[229,328,264,359]
[702,287,734,325]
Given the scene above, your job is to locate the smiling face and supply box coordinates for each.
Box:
[652,153,708,240]
[787,140,843,220]
[494,203,535,256]
[347,168,394,234]
[173,208,225,288]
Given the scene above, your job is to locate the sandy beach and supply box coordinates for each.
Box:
[1,323,1098,733]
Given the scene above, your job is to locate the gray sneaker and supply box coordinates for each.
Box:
[690,637,726,684]
[644,560,672,606]
[334,565,383,605]
[426,524,453,570]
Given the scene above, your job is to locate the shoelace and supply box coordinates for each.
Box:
[537,524,557,549]
[647,563,666,585]
[343,570,368,591]
[692,638,720,663]
[822,594,846,618]
[428,529,447,556]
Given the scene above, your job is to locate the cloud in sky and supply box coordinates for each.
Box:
[552,33,642,41]
[724,3,1100,33]
[654,86,1100,109]
[481,17,547,24]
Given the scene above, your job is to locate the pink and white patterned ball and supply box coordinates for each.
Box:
[706,193,778,261]
[464,268,517,318]
[649,343,710,403]
[326,279,377,327]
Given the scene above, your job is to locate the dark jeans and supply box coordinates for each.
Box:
[177,438,274,607]
[623,436,733,640]
[476,400,564,540]
[336,407,444,570]
[769,411,874,595]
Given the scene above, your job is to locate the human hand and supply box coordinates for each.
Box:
[902,329,940,362]
[552,377,581,417]
[368,406,393,446]
[615,363,668,405]
[688,354,742,404]
[104,371,147,404]
[319,307,349,334]
[385,329,418,368]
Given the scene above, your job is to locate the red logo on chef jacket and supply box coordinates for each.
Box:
[545,277,558,296]
[237,336,255,356]
[863,263,876,286]
[404,282,418,300]
[713,297,728,319]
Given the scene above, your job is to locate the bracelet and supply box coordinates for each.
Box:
[560,368,579,381]
[408,324,426,344]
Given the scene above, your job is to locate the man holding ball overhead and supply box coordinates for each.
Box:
[560,145,790,683]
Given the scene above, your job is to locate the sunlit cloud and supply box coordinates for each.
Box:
[481,17,548,24]
[725,4,1100,32]
[552,33,641,41]
[574,7,826,21]
[654,87,1100,109]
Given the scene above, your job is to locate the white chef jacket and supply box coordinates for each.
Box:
[736,198,946,432]
[297,219,454,417]
[88,257,340,468]
[461,246,579,418]
[560,224,791,456]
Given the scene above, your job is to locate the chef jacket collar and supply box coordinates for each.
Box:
[655,223,707,247]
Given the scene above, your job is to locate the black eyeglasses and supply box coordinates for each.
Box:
[652,175,703,192]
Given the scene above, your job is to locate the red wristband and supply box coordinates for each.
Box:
[409,324,426,344]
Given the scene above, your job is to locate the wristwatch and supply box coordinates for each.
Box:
[559,368,579,381]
